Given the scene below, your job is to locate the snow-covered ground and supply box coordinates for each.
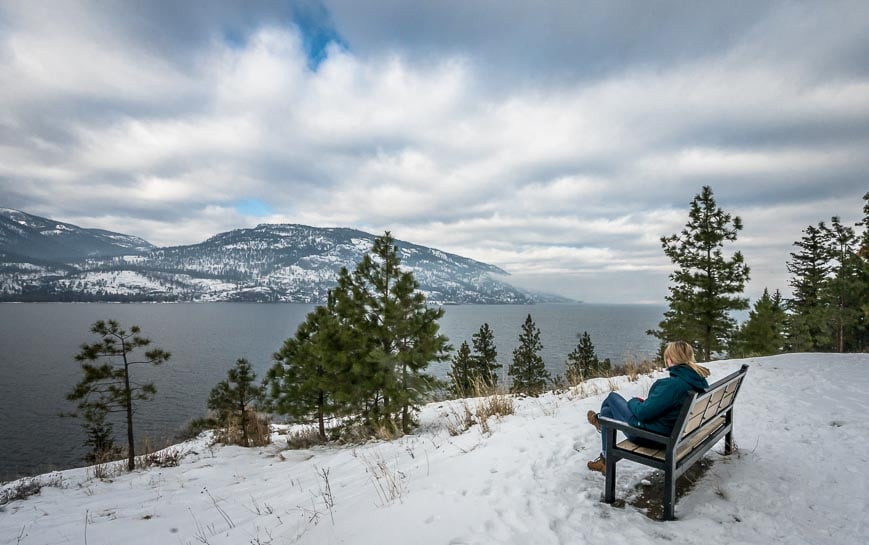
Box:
[2,354,868,545]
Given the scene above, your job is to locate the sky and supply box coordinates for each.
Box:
[0,0,867,304]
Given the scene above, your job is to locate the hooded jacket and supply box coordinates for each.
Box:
[626,364,709,436]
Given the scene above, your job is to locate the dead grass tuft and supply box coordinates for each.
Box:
[214,411,272,447]
[0,474,64,507]
[136,437,183,469]
[610,356,661,382]
[445,403,476,436]
[443,380,514,436]
[286,426,326,449]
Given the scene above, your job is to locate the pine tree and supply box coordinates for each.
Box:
[266,293,351,440]
[471,323,500,387]
[448,341,475,397]
[565,331,609,382]
[648,186,750,361]
[80,405,120,464]
[66,320,170,471]
[208,358,264,446]
[730,288,787,357]
[856,192,869,350]
[508,314,550,395]
[825,216,862,352]
[338,232,450,433]
[860,192,869,259]
[786,223,833,351]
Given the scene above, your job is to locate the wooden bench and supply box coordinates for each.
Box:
[599,364,749,520]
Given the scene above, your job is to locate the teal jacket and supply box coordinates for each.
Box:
[627,364,709,436]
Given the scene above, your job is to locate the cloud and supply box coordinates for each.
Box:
[0,0,867,305]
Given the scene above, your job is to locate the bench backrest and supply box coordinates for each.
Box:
[673,364,749,445]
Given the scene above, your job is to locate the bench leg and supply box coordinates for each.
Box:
[725,430,734,455]
[604,457,616,503]
[663,469,676,521]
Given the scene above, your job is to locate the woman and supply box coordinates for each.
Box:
[586,340,710,474]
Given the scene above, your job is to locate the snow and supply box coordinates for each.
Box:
[2,354,868,545]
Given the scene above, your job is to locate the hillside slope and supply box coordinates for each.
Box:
[2,353,866,544]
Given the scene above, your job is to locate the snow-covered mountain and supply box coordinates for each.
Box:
[0,208,154,260]
[0,209,569,304]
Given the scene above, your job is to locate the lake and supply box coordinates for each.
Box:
[0,302,664,481]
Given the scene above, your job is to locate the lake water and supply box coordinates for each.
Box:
[0,303,664,481]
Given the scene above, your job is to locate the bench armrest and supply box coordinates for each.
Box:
[598,416,672,444]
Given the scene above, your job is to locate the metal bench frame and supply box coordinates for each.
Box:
[599,364,749,520]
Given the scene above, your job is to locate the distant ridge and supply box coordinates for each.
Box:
[0,209,571,304]
[0,208,154,260]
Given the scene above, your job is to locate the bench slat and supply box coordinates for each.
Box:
[616,415,726,462]
[677,416,726,459]
[683,412,704,435]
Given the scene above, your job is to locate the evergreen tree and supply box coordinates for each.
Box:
[565,331,610,382]
[648,186,750,361]
[266,293,351,440]
[825,216,862,352]
[508,314,550,395]
[860,192,869,259]
[337,232,450,433]
[66,320,170,471]
[730,288,787,357]
[856,192,869,350]
[786,223,833,351]
[208,358,264,446]
[80,405,120,464]
[471,323,500,387]
[448,341,475,397]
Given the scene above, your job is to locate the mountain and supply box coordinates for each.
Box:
[0,209,570,304]
[0,208,154,260]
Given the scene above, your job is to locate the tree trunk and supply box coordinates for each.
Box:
[317,390,326,441]
[705,325,712,363]
[123,352,135,472]
[240,395,248,446]
[401,363,409,433]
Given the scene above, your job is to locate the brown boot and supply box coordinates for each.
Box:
[587,410,601,433]
[587,455,606,475]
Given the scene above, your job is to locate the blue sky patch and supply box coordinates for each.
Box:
[234,199,273,217]
[291,0,347,69]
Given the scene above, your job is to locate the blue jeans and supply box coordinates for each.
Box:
[598,392,642,457]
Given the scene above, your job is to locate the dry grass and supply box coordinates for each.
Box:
[356,449,406,506]
[610,356,661,382]
[443,379,514,436]
[445,403,476,436]
[286,426,326,449]
[0,474,64,507]
[336,419,404,444]
[215,411,272,447]
[372,421,402,441]
[472,378,514,418]
[136,437,183,469]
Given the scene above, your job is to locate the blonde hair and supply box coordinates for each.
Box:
[664,340,710,378]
